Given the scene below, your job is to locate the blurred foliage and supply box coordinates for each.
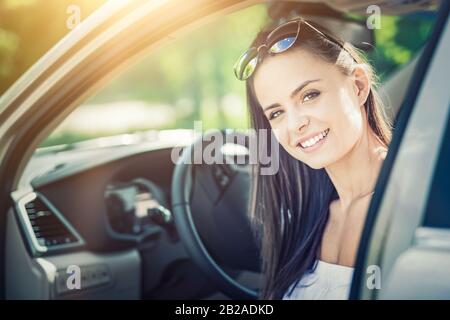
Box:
[0,0,106,94]
[39,131,95,147]
[0,1,436,148]
[366,13,435,80]
[85,5,268,127]
[0,27,18,77]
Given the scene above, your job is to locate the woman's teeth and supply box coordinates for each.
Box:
[299,129,330,148]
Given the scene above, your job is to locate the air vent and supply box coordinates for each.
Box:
[16,192,84,255]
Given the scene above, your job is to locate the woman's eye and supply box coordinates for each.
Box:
[269,110,283,120]
[302,90,320,102]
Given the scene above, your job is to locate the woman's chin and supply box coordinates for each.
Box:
[284,145,338,170]
[304,160,328,170]
[294,153,335,170]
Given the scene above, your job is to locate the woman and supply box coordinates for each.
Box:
[233,18,391,300]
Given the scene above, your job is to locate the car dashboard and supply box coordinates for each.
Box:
[6,141,227,299]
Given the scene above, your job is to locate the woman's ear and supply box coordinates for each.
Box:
[351,65,370,107]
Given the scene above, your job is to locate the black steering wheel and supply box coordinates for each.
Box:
[171,130,261,299]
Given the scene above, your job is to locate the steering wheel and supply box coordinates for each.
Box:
[171,130,261,299]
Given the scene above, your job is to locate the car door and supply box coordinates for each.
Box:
[351,0,450,300]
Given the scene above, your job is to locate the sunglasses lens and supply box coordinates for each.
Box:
[242,56,258,80]
[234,21,300,80]
[269,36,296,54]
[234,47,258,80]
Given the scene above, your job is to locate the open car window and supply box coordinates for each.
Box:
[38,3,435,149]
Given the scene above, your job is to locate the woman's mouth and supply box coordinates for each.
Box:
[297,128,330,152]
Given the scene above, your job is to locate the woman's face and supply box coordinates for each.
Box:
[253,48,369,169]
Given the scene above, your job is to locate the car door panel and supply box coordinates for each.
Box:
[353,1,450,299]
[381,227,450,299]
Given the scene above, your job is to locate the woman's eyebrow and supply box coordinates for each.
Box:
[263,79,322,112]
[290,79,322,99]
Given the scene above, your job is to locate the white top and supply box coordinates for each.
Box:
[282,260,354,300]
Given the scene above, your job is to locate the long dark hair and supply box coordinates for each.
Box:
[246,19,392,300]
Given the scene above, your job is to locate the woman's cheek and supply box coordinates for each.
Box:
[272,128,290,151]
[271,126,282,144]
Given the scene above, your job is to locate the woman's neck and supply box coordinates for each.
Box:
[325,125,387,211]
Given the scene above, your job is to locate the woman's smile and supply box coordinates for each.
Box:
[297,128,330,153]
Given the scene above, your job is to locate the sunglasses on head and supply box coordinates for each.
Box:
[233,18,351,81]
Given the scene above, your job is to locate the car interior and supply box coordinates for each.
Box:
[3,1,438,300]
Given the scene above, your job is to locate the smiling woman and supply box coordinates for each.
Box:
[236,17,391,300]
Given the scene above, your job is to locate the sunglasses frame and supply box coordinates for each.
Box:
[234,18,349,81]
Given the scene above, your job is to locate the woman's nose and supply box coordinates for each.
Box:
[287,109,309,133]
